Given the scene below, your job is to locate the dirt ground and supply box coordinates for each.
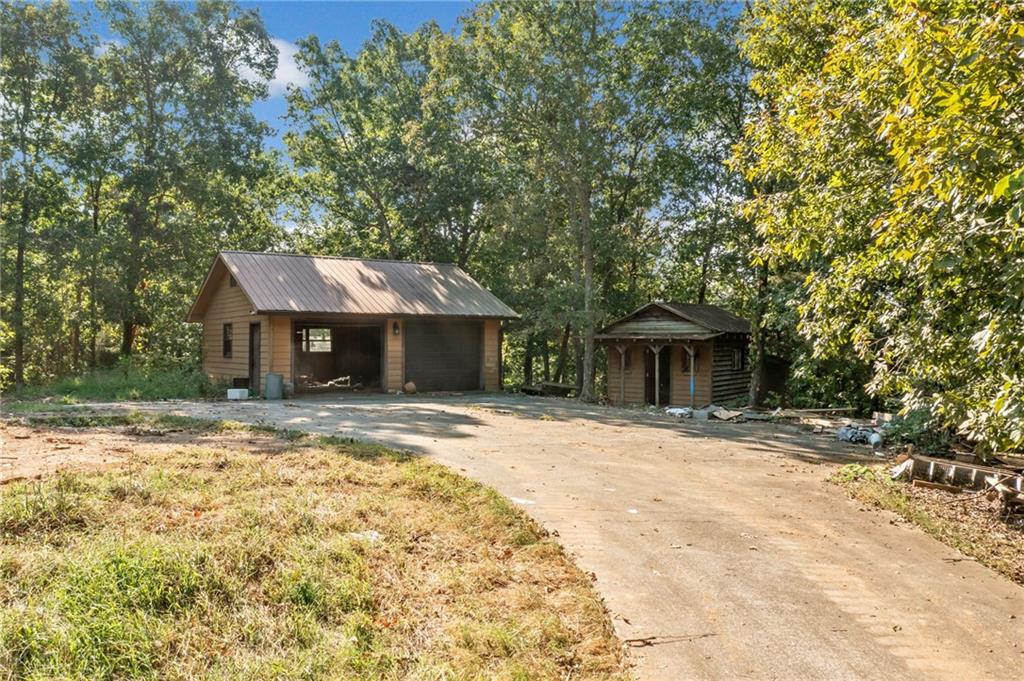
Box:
[66,393,1024,681]
[837,467,1024,585]
[0,419,289,484]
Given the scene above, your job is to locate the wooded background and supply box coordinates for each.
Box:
[4,0,1022,452]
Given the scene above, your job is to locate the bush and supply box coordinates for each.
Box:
[885,410,954,456]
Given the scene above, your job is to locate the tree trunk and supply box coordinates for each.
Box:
[553,323,570,383]
[72,284,82,371]
[89,188,100,368]
[542,337,551,382]
[523,335,534,386]
[578,178,596,401]
[121,319,136,356]
[696,247,711,305]
[573,336,584,390]
[13,197,28,387]
[748,262,769,406]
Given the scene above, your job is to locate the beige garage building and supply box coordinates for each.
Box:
[187,251,518,396]
[598,302,751,407]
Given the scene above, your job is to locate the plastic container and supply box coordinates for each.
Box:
[227,388,249,400]
[264,373,284,400]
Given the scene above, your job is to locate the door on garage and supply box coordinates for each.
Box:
[404,320,482,391]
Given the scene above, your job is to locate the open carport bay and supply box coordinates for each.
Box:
[121,393,1023,680]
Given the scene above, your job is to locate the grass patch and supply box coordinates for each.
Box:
[0,417,624,679]
[831,463,1024,585]
[3,363,217,405]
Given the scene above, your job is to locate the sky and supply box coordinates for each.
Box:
[238,1,473,147]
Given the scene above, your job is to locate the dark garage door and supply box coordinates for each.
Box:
[404,320,482,391]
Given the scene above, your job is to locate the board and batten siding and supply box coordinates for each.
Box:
[482,319,501,391]
[669,342,713,407]
[607,345,645,405]
[606,342,713,407]
[268,315,292,392]
[201,270,267,390]
[384,318,404,391]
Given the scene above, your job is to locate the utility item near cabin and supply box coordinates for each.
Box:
[597,302,751,408]
[187,252,518,397]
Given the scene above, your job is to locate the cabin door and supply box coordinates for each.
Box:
[644,347,671,406]
[248,322,261,396]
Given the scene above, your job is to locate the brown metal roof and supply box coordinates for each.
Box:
[597,301,750,340]
[189,251,518,320]
[658,302,750,334]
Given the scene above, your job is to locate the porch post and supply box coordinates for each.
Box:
[649,343,664,406]
[684,344,696,408]
[614,343,627,405]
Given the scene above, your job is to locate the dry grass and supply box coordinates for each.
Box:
[832,463,1024,585]
[0,416,625,680]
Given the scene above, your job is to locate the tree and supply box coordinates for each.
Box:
[738,0,1024,450]
[1,1,92,386]
[97,0,277,355]
[458,0,643,400]
[286,21,501,266]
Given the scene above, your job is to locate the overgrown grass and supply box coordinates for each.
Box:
[0,417,624,679]
[3,363,218,406]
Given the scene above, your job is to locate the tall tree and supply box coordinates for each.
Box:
[97,0,277,355]
[286,21,501,266]
[1,1,92,386]
[459,0,640,401]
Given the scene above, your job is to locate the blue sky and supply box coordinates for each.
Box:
[240,1,472,147]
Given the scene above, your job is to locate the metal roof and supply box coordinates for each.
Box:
[189,251,518,320]
[657,302,750,334]
[597,301,750,341]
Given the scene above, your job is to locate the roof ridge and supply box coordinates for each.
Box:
[220,250,457,268]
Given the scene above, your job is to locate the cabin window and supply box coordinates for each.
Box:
[229,275,237,287]
[222,323,233,358]
[301,328,332,353]
[732,348,744,370]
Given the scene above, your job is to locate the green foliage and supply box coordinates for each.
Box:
[832,463,877,484]
[738,0,1024,451]
[1,0,289,389]
[884,410,953,457]
[6,360,216,402]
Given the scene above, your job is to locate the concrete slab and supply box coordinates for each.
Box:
[104,393,1023,680]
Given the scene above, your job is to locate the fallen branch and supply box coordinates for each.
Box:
[623,633,717,647]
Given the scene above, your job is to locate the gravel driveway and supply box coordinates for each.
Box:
[122,393,1022,680]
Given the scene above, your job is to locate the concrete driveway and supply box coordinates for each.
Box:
[128,393,1022,680]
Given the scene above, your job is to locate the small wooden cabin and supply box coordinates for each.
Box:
[187,251,518,396]
[597,302,751,407]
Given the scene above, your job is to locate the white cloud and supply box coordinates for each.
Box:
[267,38,309,97]
[240,37,309,97]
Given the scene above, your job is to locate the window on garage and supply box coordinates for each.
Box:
[301,327,332,353]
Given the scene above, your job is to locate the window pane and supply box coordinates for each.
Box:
[303,328,332,353]
[223,324,233,358]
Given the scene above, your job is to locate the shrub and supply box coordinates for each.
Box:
[885,410,954,456]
